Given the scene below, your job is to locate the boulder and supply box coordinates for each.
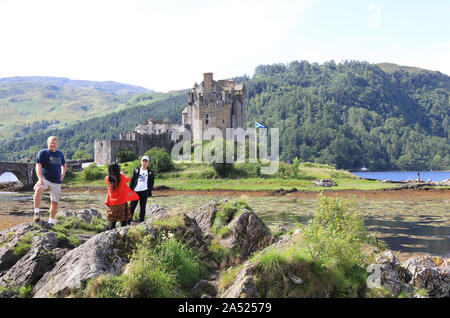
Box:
[220,262,260,298]
[366,250,410,296]
[74,209,101,223]
[187,200,227,236]
[146,204,170,222]
[403,256,450,298]
[313,179,337,187]
[191,280,217,298]
[0,223,37,274]
[56,211,74,218]
[220,209,273,261]
[0,231,60,288]
[33,224,157,298]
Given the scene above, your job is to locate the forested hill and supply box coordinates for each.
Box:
[0,61,449,170]
[244,61,449,170]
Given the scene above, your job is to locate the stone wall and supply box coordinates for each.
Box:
[94,139,137,165]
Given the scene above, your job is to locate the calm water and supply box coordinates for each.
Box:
[352,171,450,182]
[0,191,448,259]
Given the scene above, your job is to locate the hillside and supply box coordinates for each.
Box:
[0,76,153,138]
[244,60,449,170]
[0,91,187,160]
[0,61,449,171]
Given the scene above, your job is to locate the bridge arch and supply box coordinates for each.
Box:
[0,162,37,190]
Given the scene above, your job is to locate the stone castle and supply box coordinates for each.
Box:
[94,73,245,165]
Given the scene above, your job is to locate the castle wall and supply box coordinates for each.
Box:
[94,139,138,165]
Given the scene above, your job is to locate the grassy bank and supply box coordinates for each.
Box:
[64,161,400,191]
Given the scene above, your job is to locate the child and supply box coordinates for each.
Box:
[104,163,139,230]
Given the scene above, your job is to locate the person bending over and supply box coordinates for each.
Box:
[104,163,139,230]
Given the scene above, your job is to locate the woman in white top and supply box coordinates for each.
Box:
[127,155,154,224]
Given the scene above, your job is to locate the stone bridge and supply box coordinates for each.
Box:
[0,162,37,190]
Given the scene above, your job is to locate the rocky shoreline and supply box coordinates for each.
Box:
[0,200,448,298]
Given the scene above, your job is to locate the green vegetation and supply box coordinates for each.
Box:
[246,61,449,170]
[13,232,33,259]
[211,200,251,235]
[72,150,92,160]
[81,163,106,181]
[0,284,34,298]
[219,196,384,297]
[143,147,175,173]
[301,194,383,268]
[115,149,137,163]
[64,157,402,191]
[83,236,202,297]
[52,215,108,234]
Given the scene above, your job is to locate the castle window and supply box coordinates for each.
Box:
[205,114,209,125]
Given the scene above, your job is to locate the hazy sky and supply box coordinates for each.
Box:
[0,0,449,92]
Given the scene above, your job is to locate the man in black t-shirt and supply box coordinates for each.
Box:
[33,136,67,225]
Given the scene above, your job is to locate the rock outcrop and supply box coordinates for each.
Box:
[367,251,450,297]
[366,250,410,296]
[187,200,226,236]
[403,256,450,297]
[313,179,337,187]
[33,224,157,298]
[0,231,61,288]
[220,209,273,261]
[56,208,101,223]
[145,204,170,222]
[0,223,37,274]
[219,229,301,298]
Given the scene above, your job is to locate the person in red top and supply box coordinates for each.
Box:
[104,163,139,230]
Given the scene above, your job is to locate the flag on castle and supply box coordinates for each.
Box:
[255,121,265,128]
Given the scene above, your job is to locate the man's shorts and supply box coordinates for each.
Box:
[33,178,61,203]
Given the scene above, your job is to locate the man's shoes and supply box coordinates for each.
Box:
[33,213,40,222]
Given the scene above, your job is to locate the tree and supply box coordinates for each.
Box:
[143,147,174,173]
[115,149,138,163]
[72,150,92,160]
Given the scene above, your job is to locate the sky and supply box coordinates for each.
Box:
[0,0,449,92]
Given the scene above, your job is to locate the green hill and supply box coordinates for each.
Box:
[244,60,449,170]
[0,76,154,138]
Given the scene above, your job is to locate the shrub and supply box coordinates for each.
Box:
[115,149,137,163]
[144,147,174,173]
[63,166,75,180]
[302,194,380,269]
[82,163,106,181]
[211,161,234,178]
[290,157,300,178]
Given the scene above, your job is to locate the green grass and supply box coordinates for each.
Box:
[64,161,402,191]
[83,236,202,298]
[0,284,34,298]
[52,215,108,234]
[12,232,33,259]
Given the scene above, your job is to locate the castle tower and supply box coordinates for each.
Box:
[183,72,245,141]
